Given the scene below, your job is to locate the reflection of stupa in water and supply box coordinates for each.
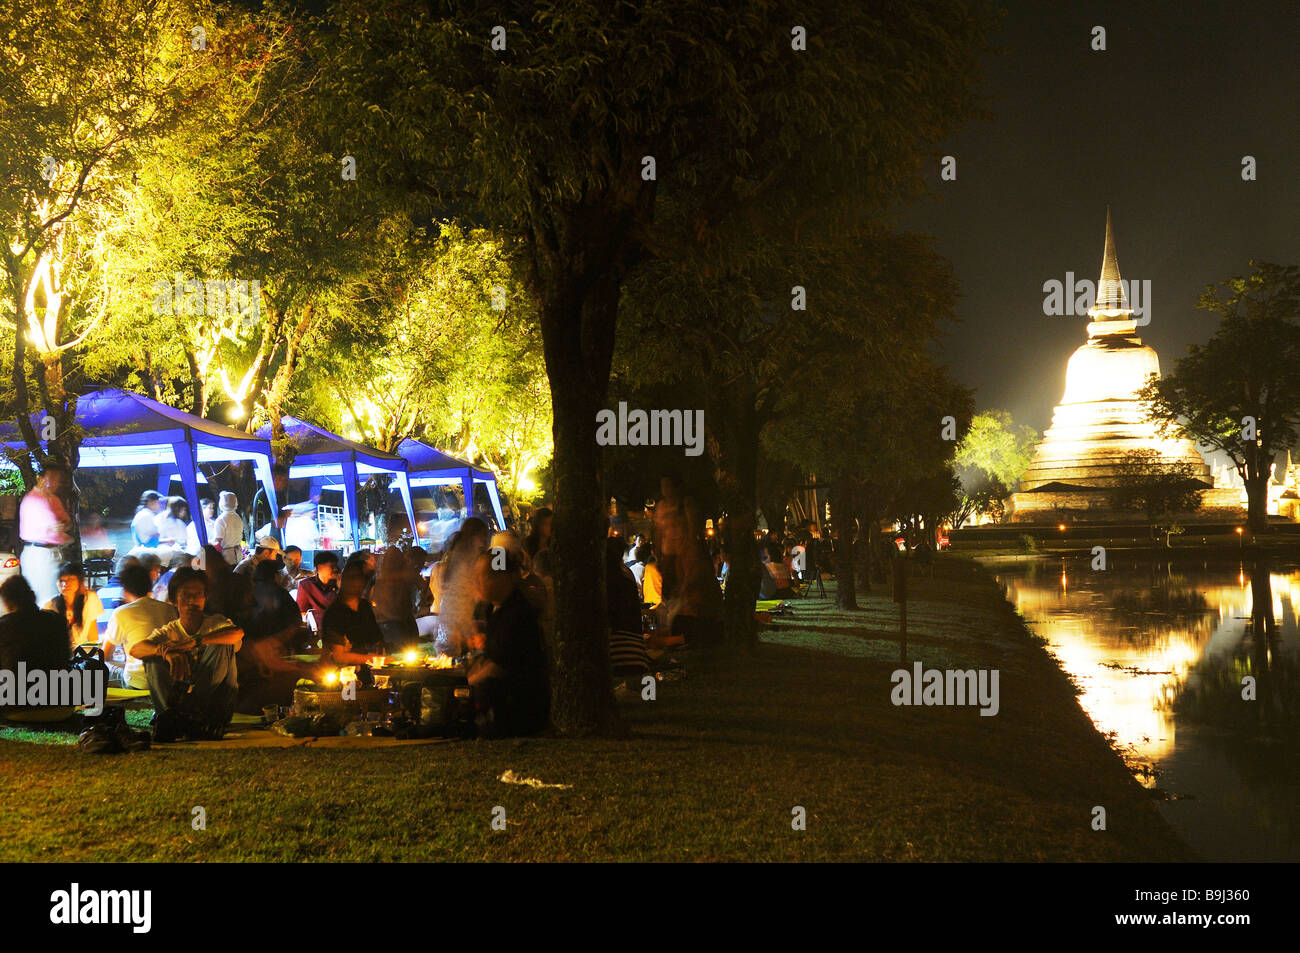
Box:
[1008,210,1219,522]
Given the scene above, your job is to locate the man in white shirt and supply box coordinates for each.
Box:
[104,563,178,690]
[213,491,244,565]
[130,566,242,741]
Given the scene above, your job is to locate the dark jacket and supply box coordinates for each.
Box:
[0,607,70,677]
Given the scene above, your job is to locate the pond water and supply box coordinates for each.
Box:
[990,556,1299,862]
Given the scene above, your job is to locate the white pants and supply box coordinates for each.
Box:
[20,544,60,607]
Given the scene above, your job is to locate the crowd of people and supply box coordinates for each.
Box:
[2,466,821,744]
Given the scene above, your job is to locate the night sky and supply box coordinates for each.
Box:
[900,0,1300,434]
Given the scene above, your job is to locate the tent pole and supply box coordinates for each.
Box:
[342,459,361,552]
[461,469,474,524]
[172,441,207,549]
[394,471,416,542]
[253,455,282,545]
[483,479,506,529]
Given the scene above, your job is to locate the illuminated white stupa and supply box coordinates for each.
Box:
[1008,210,1212,521]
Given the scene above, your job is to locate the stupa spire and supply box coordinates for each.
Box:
[1089,206,1131,318]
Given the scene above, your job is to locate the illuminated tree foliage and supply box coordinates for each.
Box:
[1141,262,1300,536]
[950,410,1038,527]
[327,224,553,513]
[1,0,200,559]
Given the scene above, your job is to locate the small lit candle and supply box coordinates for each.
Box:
[403,649,418,665]
[323,669,338,686]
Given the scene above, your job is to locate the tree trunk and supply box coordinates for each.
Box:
[536,273,621,737]
[714,384,760,653]
[1244,473,1269,536]
[828,479,858,609]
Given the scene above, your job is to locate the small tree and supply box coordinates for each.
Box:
[1109,449,1204,547]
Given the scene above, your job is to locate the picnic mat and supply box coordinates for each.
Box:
[107,688,150,701]
[152,728,456,750]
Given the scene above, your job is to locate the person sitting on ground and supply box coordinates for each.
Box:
[280,545,309,586]
[140,552,167,602]
[0,575,69,682]
[606,538,650,677]
[104,563,179,691]
[296,550,340,633]
[235,560,313,714]
[760,551,796,600]
[234,536,281,579]
[344,549,378,601]
[43,562,105,648]
[319,563,385,665]
[468,550,549,737]
[131,567,243,741]
[153,552,191,608]
[637,545,663,608]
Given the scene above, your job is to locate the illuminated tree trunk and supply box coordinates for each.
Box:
[536,268,622,737]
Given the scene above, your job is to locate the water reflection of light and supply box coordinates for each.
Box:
[1003,571,1283,763]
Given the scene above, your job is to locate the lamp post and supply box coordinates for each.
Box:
[1236,526,1244,550]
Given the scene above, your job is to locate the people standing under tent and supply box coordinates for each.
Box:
[131,491,164,551]
[154,496,191,555]
[18,464,75,608]
[185,498,218,556]
[213,491,243,565]
[250,464,291,539]
[43,562,106,648]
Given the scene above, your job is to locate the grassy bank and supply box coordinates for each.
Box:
[0,556,1193,861]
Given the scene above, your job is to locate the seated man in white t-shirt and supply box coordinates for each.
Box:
[105,563,179,690]
[130,566,242,741]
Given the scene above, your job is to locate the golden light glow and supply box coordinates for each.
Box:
[403,649,418,665]
[1058,523,1066,532]
[339,666,358,685]
[322,669,338,686]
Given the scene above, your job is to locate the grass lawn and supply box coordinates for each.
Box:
[0,556,1193,861]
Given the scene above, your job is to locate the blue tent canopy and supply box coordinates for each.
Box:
[1,388,280,549]
[254,416,416,551]
[395,437,507,530]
